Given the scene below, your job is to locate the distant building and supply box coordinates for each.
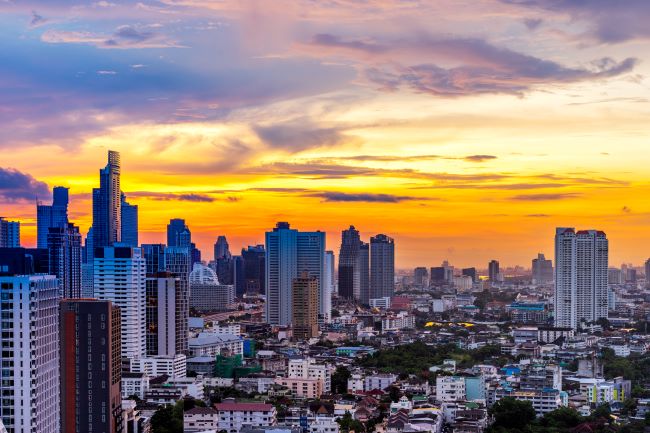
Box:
[646,259,650,288]
[189,263,235,312]
[555,228,608,329]
[214,402,277,433]
[462,267,477,283]
[214,235,231,261]
[60,299,123,433]
[338,225,362,300]
[36,186,69,248]
[94,246,147,359]
[488,260,500,282]
[0,274,60,433]
[370,234,394,299]
[414,267,428,287]
[47,223,82,298]
[167,218,191,247]
[359,242,370,304]
[120,193,139,247]
[92,150,121,250]
[292,272,320,340]
[0,218,20,248]
[265,222,327,325]
[532,253,553,285]
[242,245,265,295]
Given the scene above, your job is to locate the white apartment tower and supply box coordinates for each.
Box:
[0,275,61,433]
[265,222,327,326]
[555,228,608,329]
[94,245,147,359]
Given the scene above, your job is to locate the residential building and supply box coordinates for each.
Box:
[364,373,398,392]
[555,228,608,329]
[414,267,428,287]
[185,407,220,433]
[120,193,138,247]
[488,260,500,282]
[265,222,327,326]
[370,234,394,299]
[94,246,147,359]
[129,354,187,379]
[292,272,320,340]
[36,186,69,248]
[274,377,323,399]
[60,299,123,433]
[359,242,370,304]
[146,272,185,356]
[189,262,235,311]
[47,222,82,298]
[242,245,265,295]
[436,376,467,402]
[0,275,60,433]
[287,358,332,393]
[189,333,243,357]
[0,218,19,248]
[532,253,553,285]
[214,402,277,433]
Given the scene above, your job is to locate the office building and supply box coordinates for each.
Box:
[92,150,122,250]
[36,186,69,248]
[338,225,361,300]
[488,260,500,282]
[555,228,608,329]
[292,272,320,340]
[142,243,167,274]
[0,274,60,433]
[146,272,185,356]
[532,253,554,285]
[121,193,139,247]
[242,245,265,295]
[462,267,477,283]
[162,247,190,354]
[0,218,19,248]
[359,242,369,304]
[189,263,235,312]
[413,267,428,287]
[94,246,147,359]
[60,299,123,433]
[47,223,82,298]
[370,234,394,299]
[265,222,327,326]
[214,235,231,261]
[167,218,191,247]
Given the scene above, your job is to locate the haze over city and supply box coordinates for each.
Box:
[2,1,650,267]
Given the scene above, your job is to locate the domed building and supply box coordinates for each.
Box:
[189,263,235,312]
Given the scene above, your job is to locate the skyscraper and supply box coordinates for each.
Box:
[324,250,335,300]
[121,193,139,247]
[645,259,650,289]
[146,272,184,356]
[0,274,60,433]
[163,247,191,354]
[242,245,265,295]
[292,272,319,340]
[214,235,231,261]
[167,218,191,247]
[60,299,123,433]
[265,222,327,326]
[92,150,122,251]
[47,223,82,298]
[370,234,394,300]
[338,225,361,300]
[488,260,500,282]
[36,186,69,248]
[94,246,147,359]
[532,253,554,285]
[359,242,370,304]
[0,218,20,248]
[555,228,609,329]
[414,267,428,287]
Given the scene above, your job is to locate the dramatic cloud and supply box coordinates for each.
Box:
[308,192,426,203]
[503,0,650,43]
[41,25,183,49]
[253,120,351,152]
[463,155,497,162]
[510,193,580,201]
[309,33,637,96]
[0,167,50,201]
[126,191,216,202]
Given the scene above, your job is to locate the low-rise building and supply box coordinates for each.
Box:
[214,402,277,433]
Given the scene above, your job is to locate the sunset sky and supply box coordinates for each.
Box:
[1,0,650,268]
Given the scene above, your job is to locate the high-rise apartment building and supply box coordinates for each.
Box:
[338,225,362,300]
[292,272,319,340]
[265,222,327,326]
[94,246,147,359]
[146,272,185,356]
[92,150,122,250]
[555,228,609,329]
[47,222,82,298]
[324,250,335,300]
[532,253,554,285]
[60,299,123,433]
[359,242,370,304]
[370,234,394,300]
[121,193,139,247]
[0,274,60,433]
[0,218,20,248]
[488,260,500,282]
[36,186,69,248]
[242,245,265,295]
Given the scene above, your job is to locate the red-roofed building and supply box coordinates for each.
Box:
[214,402,277,433]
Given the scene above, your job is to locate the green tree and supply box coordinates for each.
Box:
[151,401,184,433]
[331,366,351,394]
[487,397,536,432]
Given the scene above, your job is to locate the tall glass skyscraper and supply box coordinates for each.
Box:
[167,218,191,247]
[370,234,394,300]
[120,193,139,247]
[92,150,121,250]
[36,186,69,248]
[338,225,361,300]
[47,222,83,298]
[265,222,327,326]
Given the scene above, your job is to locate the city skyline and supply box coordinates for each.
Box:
[2,1,650,267]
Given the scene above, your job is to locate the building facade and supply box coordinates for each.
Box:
[36,186,69,248]
[292,273,320,340]
[92,150,122,250]
[120,193,139,248]
[370,234,394,299]
[47,223,82,298]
